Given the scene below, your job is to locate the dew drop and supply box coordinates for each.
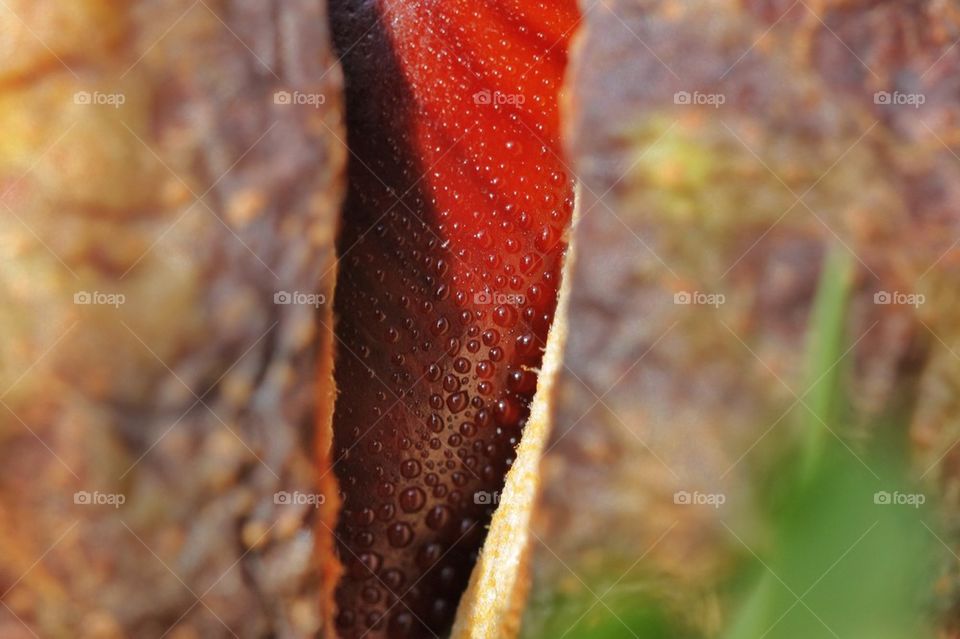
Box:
[388,522,413,548]
[443,373,460,392]
[400,459,421,478]
[453,357,471,374]
[400,487,426,513]
[447,391,469,413]
[426,505,450,530]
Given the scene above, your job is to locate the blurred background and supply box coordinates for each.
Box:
[523,1,960,638]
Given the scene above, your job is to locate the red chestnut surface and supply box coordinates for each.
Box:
[327,0,579,637]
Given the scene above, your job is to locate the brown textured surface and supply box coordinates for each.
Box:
[0,1,344,637]
[525,0,960,635]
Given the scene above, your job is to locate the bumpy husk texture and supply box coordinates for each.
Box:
[524,0,960,635]
[0,1,344,637]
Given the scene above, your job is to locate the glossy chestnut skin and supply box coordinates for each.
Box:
[327,0,577,636]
